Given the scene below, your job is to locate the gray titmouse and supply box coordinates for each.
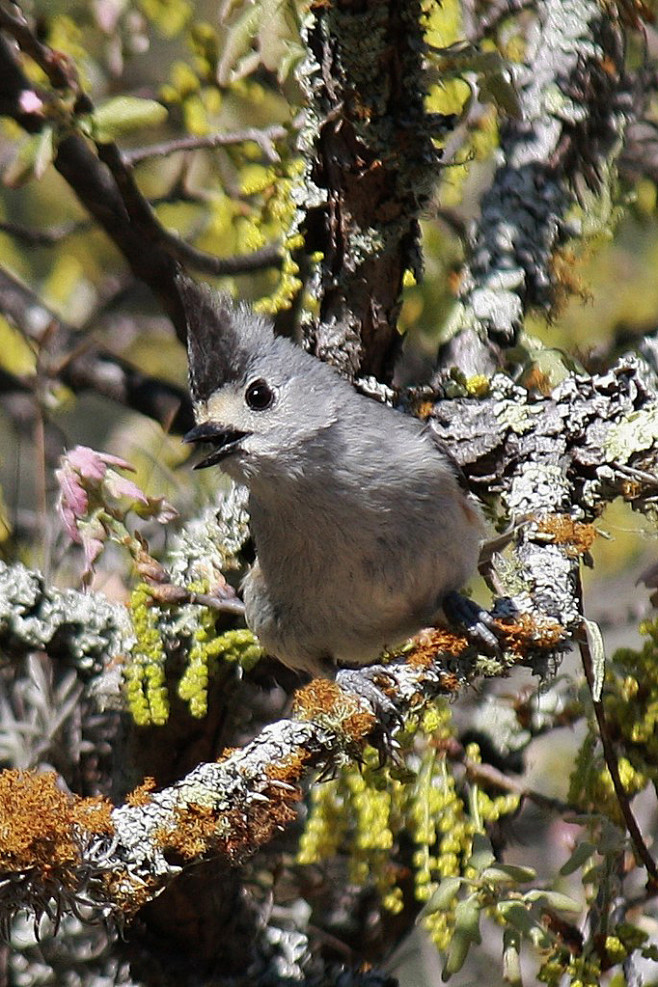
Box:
[181,276,485,678]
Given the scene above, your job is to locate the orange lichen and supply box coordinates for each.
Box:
[155,783,302,865]
[447,267,463,295]
[523,365,553,396]
[217,747,239,762]
[406,627,470,669]
[266,749,314,784]
[410,398,435,421]
[292,678,377,743]
[156,803,221,859]
[246,797,299,847]
[534,514,597,557]
[0,770,112,885]
[549,248,591,317]
[125,776,157,807]
[620,479,642,501]
[102,869,160,915]
[72,795,114,835]
[495,613,565,656]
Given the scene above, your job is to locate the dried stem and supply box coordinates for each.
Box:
[576,575,658,889]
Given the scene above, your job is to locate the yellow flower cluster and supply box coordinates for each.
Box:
[298,702,519,946]
[124,584,169,727]
[178,611,263,718]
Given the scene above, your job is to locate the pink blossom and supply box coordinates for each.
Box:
[56,444,178,561]
[66,445,132,483]
[18,90,45,115]
[104,471,149,505]
[55,464,88,543]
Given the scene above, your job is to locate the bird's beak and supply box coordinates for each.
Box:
[183,421,250,469]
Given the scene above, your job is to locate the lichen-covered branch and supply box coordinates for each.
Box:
[429,353,658,673]
[441,0,632,368]
[1,345,656,692]
[1,347,656,926]
[296,0,448,380]
[1,2,657,980]
[0,561,131,679]
[0,660,465,923]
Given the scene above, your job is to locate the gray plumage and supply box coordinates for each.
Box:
[181,275,484,677]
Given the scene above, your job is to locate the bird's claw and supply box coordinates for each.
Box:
[336,665,403,763]
[443,590,500,653]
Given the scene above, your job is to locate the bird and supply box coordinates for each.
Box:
[180,274,487,680]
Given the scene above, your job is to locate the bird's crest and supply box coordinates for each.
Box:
[176,272,273,403]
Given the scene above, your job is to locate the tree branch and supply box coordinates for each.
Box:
[0,339,656,924]
[439,0,633,373]
[296,0,451,380]
[0,26,282,345]
[122,125,288,166]
[0,266,194,433]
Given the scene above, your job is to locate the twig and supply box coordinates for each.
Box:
[157,233,282,276]
[576,575,658,890]
[123,125,288,166]
[444,737,581,815]
[0,189,208,246]
[613,462,658,487]
[0,4,80,91]
[0,218,86,245]
[0,266,194,433]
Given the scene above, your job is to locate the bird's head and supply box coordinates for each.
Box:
[180,275,342,486]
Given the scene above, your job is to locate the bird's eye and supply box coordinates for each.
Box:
[245,378,276,411]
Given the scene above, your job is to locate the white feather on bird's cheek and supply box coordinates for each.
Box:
[205,388,244,427]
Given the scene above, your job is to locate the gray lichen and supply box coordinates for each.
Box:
[0,561,131,677]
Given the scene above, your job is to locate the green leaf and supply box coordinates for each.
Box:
[497,902,552,949]
[3,128,54,187]
[481,863,537,885]
[582,617,606,700]
[468,832,496,873]
[502,927,522,986]
[478,68,522,117]
[442,894,482,979]
[277,39,306,84]
[218,0,301,85]
[425,42,521,117]
[497,901,537,936]
[90,97,168,143]
[523,890,581,914]
[559,840,596,876]
[421,877,463,916]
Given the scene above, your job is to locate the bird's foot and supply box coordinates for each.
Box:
[443,590,500,653]
[336,664,403,763]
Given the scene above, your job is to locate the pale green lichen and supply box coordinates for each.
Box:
[0,560,131,676]
[493,399,538,435]
[604,407,658,464]
[168,487,250,585]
